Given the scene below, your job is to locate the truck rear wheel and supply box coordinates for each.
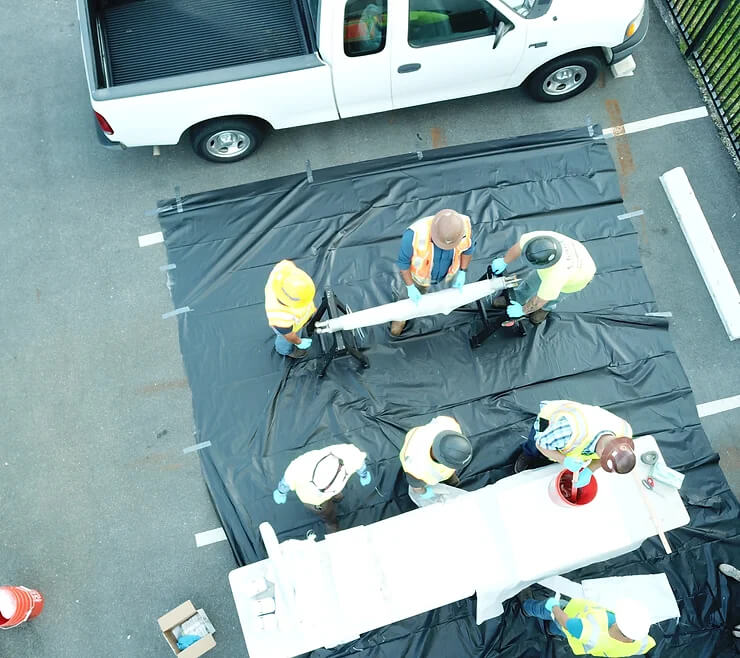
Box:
[190,118,266,163]
[526,53,601,102]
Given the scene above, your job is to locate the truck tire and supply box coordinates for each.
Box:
[190,118,266,163]
[526,53,601,102]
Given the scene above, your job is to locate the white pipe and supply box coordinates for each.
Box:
[315,276,517,333]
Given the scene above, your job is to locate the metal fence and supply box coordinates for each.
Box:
[663,0,740,158]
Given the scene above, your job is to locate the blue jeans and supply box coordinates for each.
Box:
[274,331,295,356]
[521,425,540,457]
[522,599,566,637]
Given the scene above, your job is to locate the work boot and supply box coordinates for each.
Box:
[529,309,549,325]
[390,320,406,336]
[719,564,740,582]
[514,452,540,473]
[286,348,308,359]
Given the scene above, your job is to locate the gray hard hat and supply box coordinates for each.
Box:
[430,210,466,250]
[523,235,562,268]
[432,431,473,469]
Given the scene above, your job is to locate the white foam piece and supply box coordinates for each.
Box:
[660,166,740,341]
[610,55,636,78]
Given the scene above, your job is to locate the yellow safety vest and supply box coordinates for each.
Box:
[562,599,656,656]
[399,416,461,485]
[408,216,472,287]
[538,400,632,463]
[264,261,316,333]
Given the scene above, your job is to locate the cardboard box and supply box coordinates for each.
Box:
[158,601,216,657]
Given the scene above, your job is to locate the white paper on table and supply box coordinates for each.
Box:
[537,575,585,600]
[408,482,468,508]
[582,574,680,623]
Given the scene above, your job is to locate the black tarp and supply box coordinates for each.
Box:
[156,128,740,657]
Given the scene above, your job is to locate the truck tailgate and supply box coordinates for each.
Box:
[100,0,310,86]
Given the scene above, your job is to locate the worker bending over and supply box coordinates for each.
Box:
[391,209,476,335]
[491,231,595,324]
[515,400,636,488]
[264,260,317,359]
[522,596,655,656]
[273,444,371,533]
[400,416,472,499]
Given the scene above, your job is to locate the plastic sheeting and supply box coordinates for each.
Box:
[156,128,740,657]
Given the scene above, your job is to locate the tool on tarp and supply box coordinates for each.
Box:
[306,289,370,378]
[470,266,525,348]
[632,468,672,554]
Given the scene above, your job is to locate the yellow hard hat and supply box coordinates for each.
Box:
[272,261,315,306]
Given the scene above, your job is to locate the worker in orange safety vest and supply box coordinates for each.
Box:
[391,209,476,336]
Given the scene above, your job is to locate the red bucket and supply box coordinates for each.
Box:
[0,586,45,629]
[548,469,598,507]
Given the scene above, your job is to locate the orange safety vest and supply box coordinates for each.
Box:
[408,216,472,287]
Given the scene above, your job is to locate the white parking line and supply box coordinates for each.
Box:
[138,231,164,247]
[697,395,740,418]
[602,106,709,138]
[195,527,227,547]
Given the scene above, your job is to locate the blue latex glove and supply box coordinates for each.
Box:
[177,635,201,650]
[563,456,586,473]
[452,270,466,290]
[406,284,422,305]
[357,464,372,486]
[491,257,507,275]
[575,467,593,488]
[419,487,436,499]
[544,597,561,613]
[273,489,287,504]
[297,337,312,349]
[507,301,524,318]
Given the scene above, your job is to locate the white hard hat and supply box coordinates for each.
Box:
[614,598,651,641]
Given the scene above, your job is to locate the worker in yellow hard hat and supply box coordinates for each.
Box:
[490,231,595,325]
[522,596,656,656]
[391,209,475,336]
[264,260,317,358]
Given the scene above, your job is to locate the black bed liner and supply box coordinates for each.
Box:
[99,0,311,86]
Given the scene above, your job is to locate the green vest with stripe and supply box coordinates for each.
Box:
[562,599,656,656]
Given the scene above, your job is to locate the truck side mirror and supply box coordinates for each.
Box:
[493,21,511,50]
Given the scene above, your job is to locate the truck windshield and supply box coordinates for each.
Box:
[498,0,552,19]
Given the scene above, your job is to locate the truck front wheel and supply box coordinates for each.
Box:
[526,53,601,102]
[190,118,266,163]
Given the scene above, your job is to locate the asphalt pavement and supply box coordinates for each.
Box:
[1,1,737,656]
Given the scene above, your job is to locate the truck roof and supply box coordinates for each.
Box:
[98,0,312,86]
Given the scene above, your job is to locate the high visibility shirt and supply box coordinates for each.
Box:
[561,598,656,656]
[536,400,632,464]
[399,416,460,485]
[283,444,367,506]
[264,261,316,334]
[406,216,473,287]
[519,231,595,301]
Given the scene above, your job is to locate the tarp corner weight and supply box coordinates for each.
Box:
[156,128,740,657]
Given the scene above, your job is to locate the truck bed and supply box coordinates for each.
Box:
[95,0,311,86]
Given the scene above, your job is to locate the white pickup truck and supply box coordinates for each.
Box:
[77,0,647,163]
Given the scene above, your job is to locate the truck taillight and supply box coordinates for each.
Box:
[94,111,114,135]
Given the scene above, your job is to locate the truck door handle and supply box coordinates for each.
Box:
[397,63,421,74]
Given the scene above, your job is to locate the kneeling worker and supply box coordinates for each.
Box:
[400,416,472,498]
[522,596,656,656]
[265,260,317,359]
[391,209,476,335]
[272,444,371,533]
[491,230,595,324]
[515,400,636,487]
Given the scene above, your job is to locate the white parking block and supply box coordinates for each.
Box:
[660,167,740,341]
